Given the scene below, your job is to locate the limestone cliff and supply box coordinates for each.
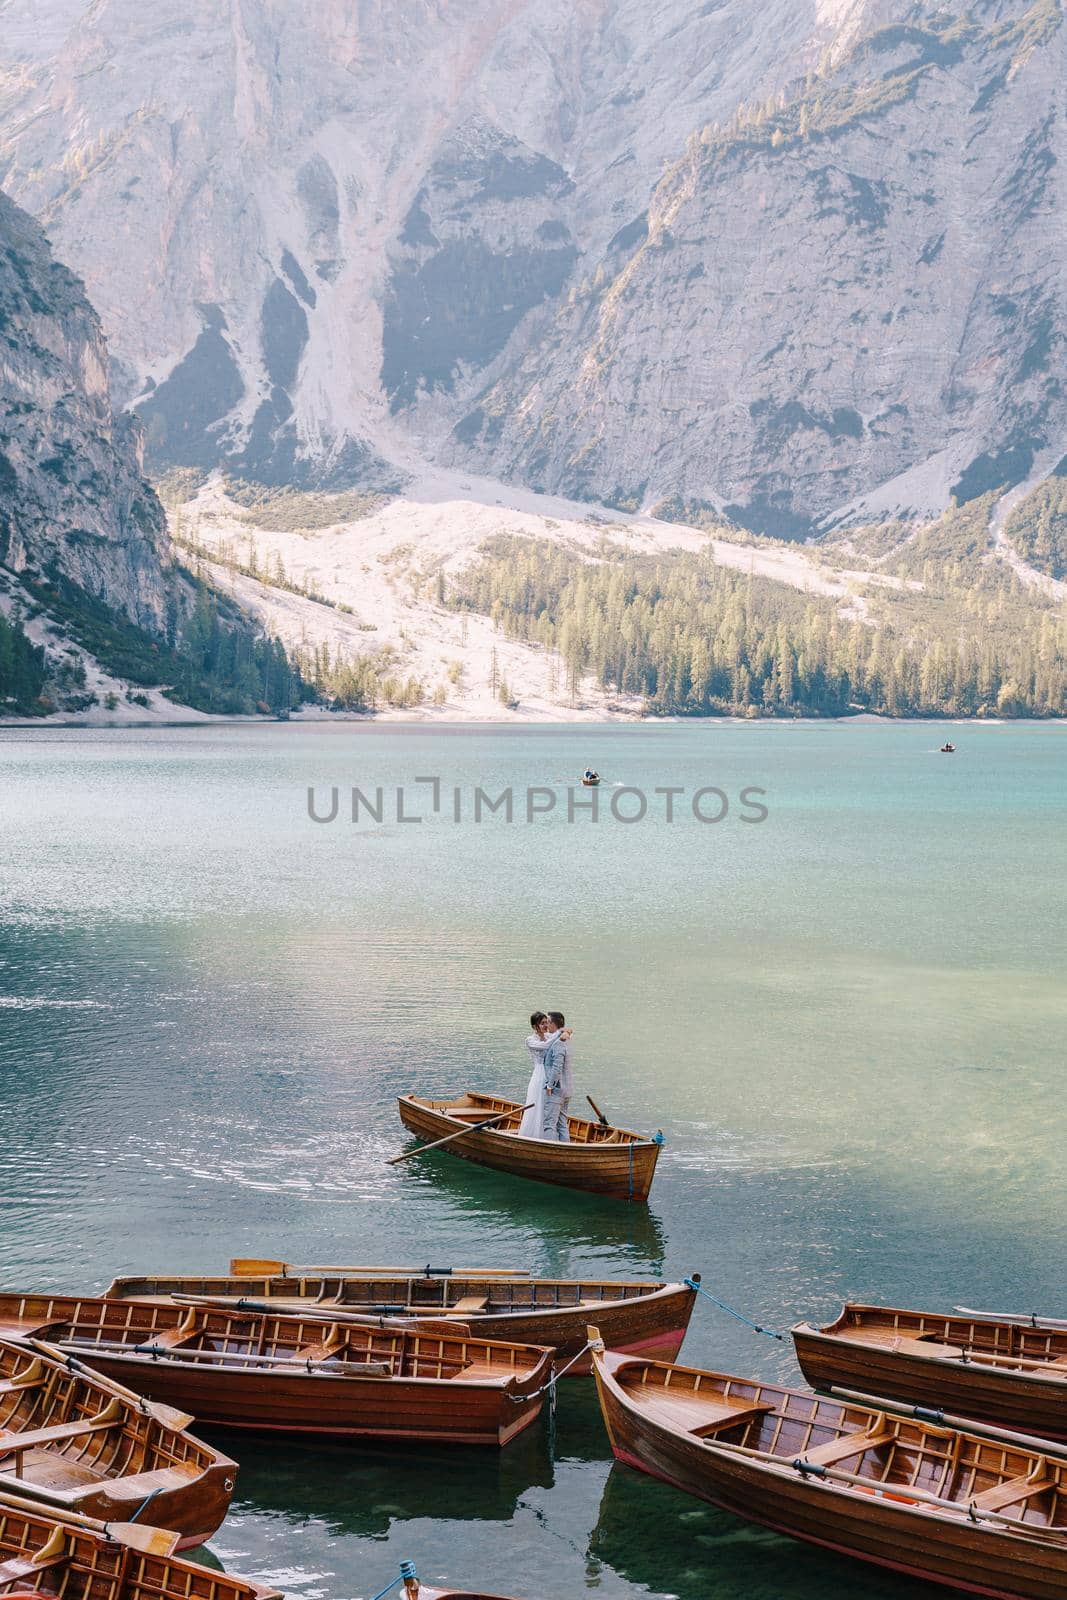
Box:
[0,189,172,629]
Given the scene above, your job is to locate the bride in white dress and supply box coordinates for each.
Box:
[518,1013,565,1138]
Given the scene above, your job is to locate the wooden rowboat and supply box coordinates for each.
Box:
[0,1295,550,1448]
[590,1335,1067,1600]
[103,1263,697,1371]
[0,1338,234,1549]
[0,1492,281,1600]
[397,1092,664,1201]
[793,1304,1067,1441]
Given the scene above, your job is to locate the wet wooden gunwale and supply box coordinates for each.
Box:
[793,1305,1067,1440]
[591,1341,1067,1600]
[397,1092,663,1201]
[0,1339,233,1550]
[0,1296,552,1448]
[104,1267,697,1372]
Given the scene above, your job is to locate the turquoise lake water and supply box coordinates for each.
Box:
[0,721,1064,1599]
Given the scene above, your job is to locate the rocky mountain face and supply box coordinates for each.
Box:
[0,188,172,628]
[0,0,1063,533]
[454,1,1067,533]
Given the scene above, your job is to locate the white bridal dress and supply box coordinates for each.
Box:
[518,1034,553,1138]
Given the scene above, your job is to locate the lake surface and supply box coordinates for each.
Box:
[0,721,1064,1600]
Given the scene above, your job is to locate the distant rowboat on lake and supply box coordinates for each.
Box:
[591,1335,1067,1600]
[104,1262,697,1370]
[0,1295,551,1447]
[792,1303,1067,1441]
[396,1091,664,1201]
[0,1337,234,1549]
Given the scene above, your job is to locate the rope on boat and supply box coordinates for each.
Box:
[684,1277,785,1342]
[127,1487,165,1525]
[510,1340,596,1403]
[367,1560,417,1600]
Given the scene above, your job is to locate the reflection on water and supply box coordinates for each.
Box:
[398,1151,669,1273]
[589,1459,939,1600]
[223,1415,557,1535]
[1,723,1065,1600]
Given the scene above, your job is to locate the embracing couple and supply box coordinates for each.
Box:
[519,1012,573,1142]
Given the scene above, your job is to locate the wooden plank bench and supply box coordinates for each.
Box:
[450,1363,512,1385]
[0,1529,68,1587]
[0,1360,46,1397]
[634,1383,774,1438]
[972,1472,1053,1512]
[802,1426,895,1467]
[0,1399,123,1462]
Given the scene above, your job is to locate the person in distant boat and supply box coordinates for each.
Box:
[543,1010,572,1142]
[518,1012,571,1139]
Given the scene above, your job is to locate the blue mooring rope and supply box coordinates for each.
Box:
[367,1561,417,1600]
[685,1276,785,1341]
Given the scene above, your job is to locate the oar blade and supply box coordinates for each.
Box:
[105,1522,182,1557]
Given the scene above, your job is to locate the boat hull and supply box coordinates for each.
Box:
[793,1322,1067,1442]
[593,1359,1067,1600]
[0,1297,551,1449]
[397,1094,661,1201]
[107,1275,695,1371]
[60,1462,235,1552]
[0,1497,281,1600]
[50,1353,544,1447]
[0,1338,234,1549]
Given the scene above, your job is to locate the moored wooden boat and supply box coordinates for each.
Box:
[0,1491,281,1600]
[590,1335,1067,1600]
[793,1304,1067,1441]
[0,1295,550,1447]
[0,1337,234,1549]
[104,1263,697,1371]
[397,1092,664,1201]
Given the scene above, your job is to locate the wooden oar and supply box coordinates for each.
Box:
[954,1305,1067,1330]
[386,1105,534,1165]
[827,1387,1067,1460]
[0,1493,181,1557]
[586,1095,610,1127]
[23,1339,196,1430]
[230,1258,530,1279]
[168,1295,470,1335]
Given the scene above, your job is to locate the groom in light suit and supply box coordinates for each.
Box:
[542,1010,572,1142]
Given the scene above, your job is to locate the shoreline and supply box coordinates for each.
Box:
[2,710,1060,733]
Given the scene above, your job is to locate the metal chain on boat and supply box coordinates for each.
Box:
[684,1276,785,1341]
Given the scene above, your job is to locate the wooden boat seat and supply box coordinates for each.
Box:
[0,1400,123,1460]
[450,1297,489,1314]
[137,1315,202,1352]
[0,1362,45,1398]
[0,1547,68,1587]
[836,1328,963,1359]
[971,1473,1053,1512]
[632,1383,773,1436]
[450,1363,513,1385]
[802,1427,895,1467]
